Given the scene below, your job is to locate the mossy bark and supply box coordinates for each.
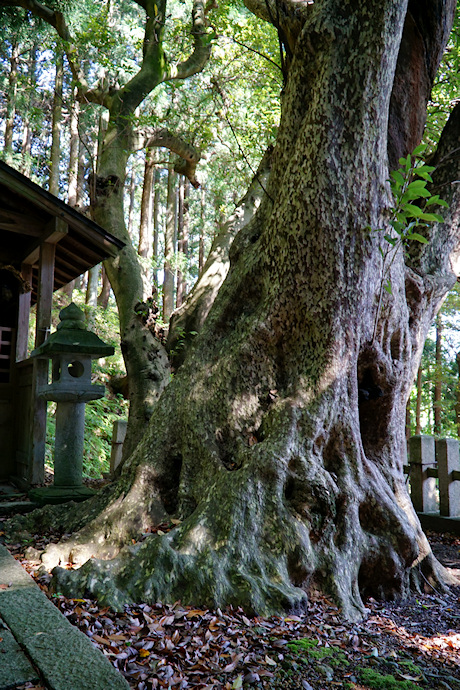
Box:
[13,0,460,620]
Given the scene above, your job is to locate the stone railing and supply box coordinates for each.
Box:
[406,435,460,518]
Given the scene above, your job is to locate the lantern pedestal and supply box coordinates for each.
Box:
[29,303,114,506]
[29,402,96,505]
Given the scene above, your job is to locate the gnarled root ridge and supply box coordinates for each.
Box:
[47,423,449,621]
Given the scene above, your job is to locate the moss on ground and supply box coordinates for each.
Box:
[286,637,349,667]
[359,668,422,690]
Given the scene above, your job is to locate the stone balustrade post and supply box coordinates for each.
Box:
[409,435,438,513]
[436,437,460,518]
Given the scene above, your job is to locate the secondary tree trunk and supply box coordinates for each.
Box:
[176,177,189,308]
[4,41,19,165]
[434,314,443,434]
[415,365,423,435]
[49,46,63,196]
[163,161,176,320]
[20,41,38,176]
[456,352,460,438]
[17,0,460,621]
[138,149,155,299]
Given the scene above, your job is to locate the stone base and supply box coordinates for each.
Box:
[28,485,96,506]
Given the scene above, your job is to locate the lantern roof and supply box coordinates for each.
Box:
[31,303,115,358]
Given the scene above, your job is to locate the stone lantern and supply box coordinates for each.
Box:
[29,302,114,505]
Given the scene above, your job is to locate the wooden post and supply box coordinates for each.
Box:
[29,219,66,484]
[409,435,438,513]
[16,263,32,361]
[436,438,460,518]
[31,241,56,484]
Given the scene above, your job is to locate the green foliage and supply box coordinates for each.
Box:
[372,145,448,339]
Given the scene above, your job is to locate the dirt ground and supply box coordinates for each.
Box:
[1,519,460,690]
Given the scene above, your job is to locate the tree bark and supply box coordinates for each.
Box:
[415,365,423,435]
[85,264,99,327]
[163,161,176,321]
[138,149,155,299]
[176,177,189,307]
[456,352,460,438]
[198,185,205,275]
[97,265,111,309]
[4,40,19,165]
[434,314,443,435]
[49,46,63,196]
[20,41,38,175]
[67,87,80,208]
[152,167,160,289]
[11,0,460,621]
[127,159,137,239]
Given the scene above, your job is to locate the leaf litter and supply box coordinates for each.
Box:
[3,527,460,690]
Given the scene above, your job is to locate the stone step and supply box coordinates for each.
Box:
[0,619,40,689]
[0,545,130,690]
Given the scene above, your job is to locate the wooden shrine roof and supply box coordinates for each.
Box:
[0,161,124,302]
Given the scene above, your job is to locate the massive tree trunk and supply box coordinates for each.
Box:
[12,0,460,620]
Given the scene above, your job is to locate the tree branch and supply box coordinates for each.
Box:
[165,0,213,81]
[132,127,201,187]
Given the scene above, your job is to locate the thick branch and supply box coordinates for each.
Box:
[388,0,456,169]
[132,127,201,187]
[165,0,212,81]
[243,0,308,59]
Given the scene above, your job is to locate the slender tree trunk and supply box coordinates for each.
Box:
[92,117,170,461]
[152,167,160,289]
[4,41,19,165]
[138,149,155,298]
[434,314,443,435]
[198,185,205,275]
[49,46,64,196]
[85,264,99,327]
[76,128,86,213]
[456,352,460,438]
[98,265,111,309]
[176,178,189,307]
[127,160,137,238]
[67,87,80,208]
[163,161,176,320]
[20,42,38,176]
[415,365,423,435]
[405,399,411,440]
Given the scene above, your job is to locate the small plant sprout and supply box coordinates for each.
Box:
[371,144,449,342]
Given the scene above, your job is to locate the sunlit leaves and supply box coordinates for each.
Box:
[371,145,449,340]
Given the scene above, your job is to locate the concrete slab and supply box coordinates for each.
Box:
[0,545,129,690]
[0,621,40,689]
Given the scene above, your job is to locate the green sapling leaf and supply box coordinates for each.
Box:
[406,232,429,243]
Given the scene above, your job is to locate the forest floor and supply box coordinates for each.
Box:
[1,523,459,690]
